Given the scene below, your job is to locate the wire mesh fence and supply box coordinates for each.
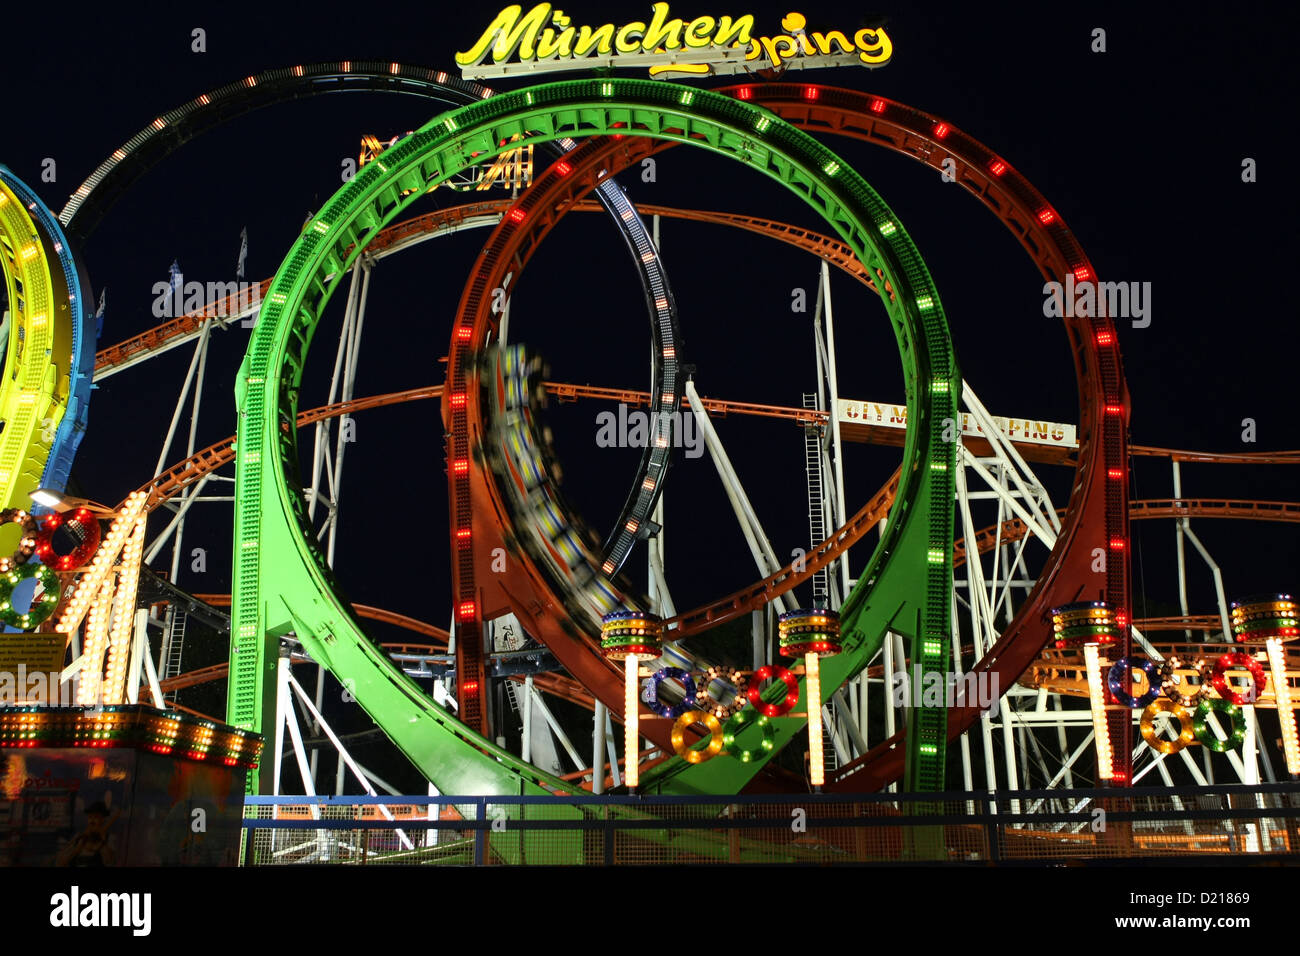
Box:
[240,783,1300,865]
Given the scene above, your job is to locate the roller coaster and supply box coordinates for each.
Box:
[2,52,1296,861]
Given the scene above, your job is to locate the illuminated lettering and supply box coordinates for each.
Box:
[573,23,616,56]
[643,2,686,50]
[456,6,887,79]
[455,4,553,66]
[683,15,716,47]
[615,20,647,52]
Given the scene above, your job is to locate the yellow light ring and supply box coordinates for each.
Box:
[1140,698,1196,755]
[670,711,724,764]
[0,508,37,572]
[0,180,66,509]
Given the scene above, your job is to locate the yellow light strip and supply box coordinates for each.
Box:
[57,491,147,634]
[624,654,639,789]
[102,515,147,705]
[76,576,117,706]
[806,652,824,787]
[1083,643,1114,781]
[1266,638,1300,775]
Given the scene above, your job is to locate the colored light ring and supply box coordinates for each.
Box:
[441,89,954,790]
[723,708,777,763]
[1052,624,1119,641]
[1193,699,1248,753]
[34,509,102,572]
[648,667,697,718]
[0,178,67,512]
[670,711,725,764]
[1106,657,1162,709]
[1139,699,1197,755]
[746,665,800,718]
[777,608,843,658]
[229,78,956,793]
[0,166,92,497]
[600,610,664,660]
[0,509,38,572]
[0,562,61,630]
[696,666,751,720]
[1160,656,1213,707]
[1211,652,1266,706]
[1230,599,1299,643]
[1230,593,1294,610]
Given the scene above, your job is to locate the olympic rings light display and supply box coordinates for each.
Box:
[695,665,749,719]
[0,509,38,573]
[746,665,800,717]
[722,708,777,763]
[670,711,725,764]
[1210,652,1266,706]
[648,667,697,719]
[1159,655,1212,707]
[0,562,61,630]
[1139,699,1196,755]
[1192,699,1248,753]
[34,508,102,572]
[1107,657,1163,709]
[1098,650,1267,755]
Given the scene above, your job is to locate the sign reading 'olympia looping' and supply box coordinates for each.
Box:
[456,3,893,79]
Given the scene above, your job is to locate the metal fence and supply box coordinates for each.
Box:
[240,783,1300,865]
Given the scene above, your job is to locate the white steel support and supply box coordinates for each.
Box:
[150,317,214,480]
[307,261,364,521]
[1179,521,1233,640]
[286,671,413,850]
[527,684,585,772]
[685,380,788,615]
[166,316,214,584]
[813,262,851,597]
[592,699,607,794]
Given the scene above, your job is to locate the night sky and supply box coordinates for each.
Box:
[4,2,1297,788]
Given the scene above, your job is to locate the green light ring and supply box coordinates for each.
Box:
[0,561,61,630]
[1192,698,1247,753]
[230,79,957,794]
[722,707,776,763]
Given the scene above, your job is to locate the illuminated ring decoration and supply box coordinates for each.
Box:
[671,712,725,764]
[1159,656,1212,707]
[231,78,956,794]
[1140,699,1197,755]
[695,666,749,720]
[1230,595,1298,644]
[0,509,38,572]
[34,508,102,572]
[1193,698,1247,753]
[746,665,800,718]
[648,667,697,719]
[0,562,61,630]
[777,608,843,658]
[722,708,776,763]
[1106,657,1162,709]
[1211,652,1266,706]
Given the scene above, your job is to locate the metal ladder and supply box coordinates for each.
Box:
[160,607,188,701]
[802,393,829,606]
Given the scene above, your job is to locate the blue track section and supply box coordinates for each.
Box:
[0,166,94,494]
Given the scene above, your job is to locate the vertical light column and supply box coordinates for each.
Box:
[75,577,116,706]
[102,514,147,704]
[624,654,640,789]
[1083,643,1114,781]
[806,651,824,787]
[1266,638,1300,776]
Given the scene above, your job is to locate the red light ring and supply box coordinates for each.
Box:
[746,664,799,717]
[34,509,101,572]
[1211,653,1266,706]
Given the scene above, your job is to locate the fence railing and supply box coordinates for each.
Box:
[240,783,1300,865]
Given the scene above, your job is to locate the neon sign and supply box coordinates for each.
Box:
[456,4,892,80]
